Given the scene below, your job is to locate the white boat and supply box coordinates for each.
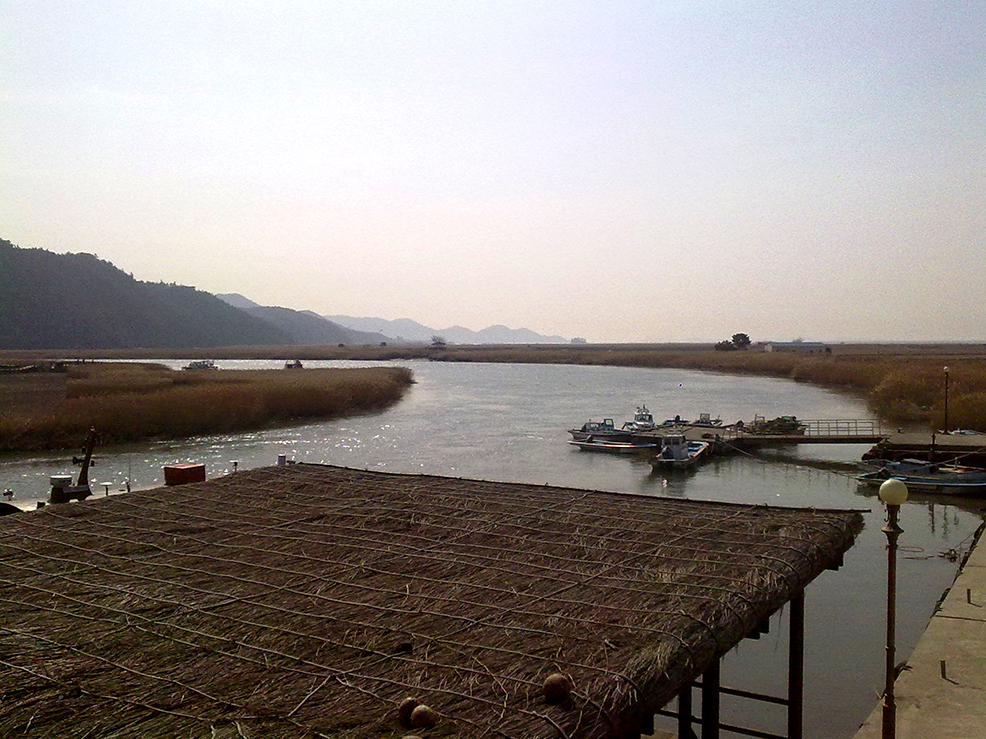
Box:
[183,359,217,371]
[622,405,659,432]
[857,459,986,495]
[569,437,661,454]
[650,434,710,469]
[568,418,632,443]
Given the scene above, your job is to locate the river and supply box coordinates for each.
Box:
[1,359,982,738]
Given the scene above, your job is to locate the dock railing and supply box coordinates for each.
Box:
[800,419,888,438]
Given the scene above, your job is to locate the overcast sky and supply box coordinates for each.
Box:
[2,1,984,343]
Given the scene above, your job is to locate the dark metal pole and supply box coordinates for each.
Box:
[702,659,720,739]
[788,592,805,739]
[943,367,948,434]
[882,504,903,739]
[678,684,694,739]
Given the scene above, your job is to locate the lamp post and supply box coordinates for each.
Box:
[879,477,908,739]
[943,366,950,434]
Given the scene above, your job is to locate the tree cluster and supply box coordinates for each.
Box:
[715,333,752,352]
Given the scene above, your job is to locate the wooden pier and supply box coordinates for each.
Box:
[729,419,889,447]
[864,431,986,466]
[634,419,891,456]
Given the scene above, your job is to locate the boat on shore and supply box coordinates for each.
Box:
[650,434,710,470]
[857,459,986,495]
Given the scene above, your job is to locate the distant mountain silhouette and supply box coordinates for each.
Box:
[0,238,566,350]
[216,296,387,345]
[0,240,292,350]
[215,292,260,310]
[325,315,568,344]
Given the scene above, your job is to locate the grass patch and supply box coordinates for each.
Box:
[0,363,414,451]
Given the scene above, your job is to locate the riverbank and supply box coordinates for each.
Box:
[5,343,986,437]
[0,362,414,452]
[6,343,984,429]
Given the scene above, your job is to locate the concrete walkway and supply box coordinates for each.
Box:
[853,524,986,739]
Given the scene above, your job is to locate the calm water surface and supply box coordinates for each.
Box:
[2,360,982,738]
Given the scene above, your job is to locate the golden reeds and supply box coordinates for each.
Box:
[0,363,414,451]
[4,343,984,438]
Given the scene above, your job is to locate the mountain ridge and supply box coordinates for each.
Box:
[215,297,388,345]
[0,239,568,350]
[0,241,293,349]
[324,315,568,344]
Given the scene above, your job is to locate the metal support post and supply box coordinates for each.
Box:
[788,591,805,739]
[702,658,720,739]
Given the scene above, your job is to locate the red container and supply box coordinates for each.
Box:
[163,463,206,486]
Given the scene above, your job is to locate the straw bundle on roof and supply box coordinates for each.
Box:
[0,463,862,738]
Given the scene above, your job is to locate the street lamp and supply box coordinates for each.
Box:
[943,366,950,434]
[879,477,908,739]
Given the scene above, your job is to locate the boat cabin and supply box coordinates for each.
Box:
[659,434,690,462]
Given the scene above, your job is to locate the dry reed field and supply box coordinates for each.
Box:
[3,342,984,449]
[0,362,414,452]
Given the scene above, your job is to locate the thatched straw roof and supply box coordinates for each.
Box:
[0,463,862,739]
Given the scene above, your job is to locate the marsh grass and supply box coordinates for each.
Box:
[0,363,414,451]
[424,345,986,429]
[4,343,984,445]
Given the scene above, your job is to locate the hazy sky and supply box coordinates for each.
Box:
[2,2,984,343]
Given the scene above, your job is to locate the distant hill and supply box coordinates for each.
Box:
[0,239,566,350]
[217,296,388,345]
[215,292,260,310]
[325,315,568,344]
[0,240,292,350]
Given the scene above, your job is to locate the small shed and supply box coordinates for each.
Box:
[0,463,862,738]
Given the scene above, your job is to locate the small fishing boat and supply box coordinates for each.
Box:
[622,405,659,432]
[650,434,710,469]
[692,413,723,428]
[569,437,661,454]
[568,418,633,443]
[183,359,217,371]
[857,459,986,495]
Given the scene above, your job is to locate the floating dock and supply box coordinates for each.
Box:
[864,432,986,467]
[630,419,890,458]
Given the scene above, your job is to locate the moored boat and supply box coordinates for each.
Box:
[569,437,661,454]
[650,434,710,469]
[568,418,632,443]
[183,359,217,371]
[693,412,723,428]
[857,459,986,495]
[622,405,658,432]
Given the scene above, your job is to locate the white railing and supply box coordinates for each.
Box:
[801,419,887,437]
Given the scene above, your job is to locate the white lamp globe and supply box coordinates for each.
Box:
[879,478,909,506]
